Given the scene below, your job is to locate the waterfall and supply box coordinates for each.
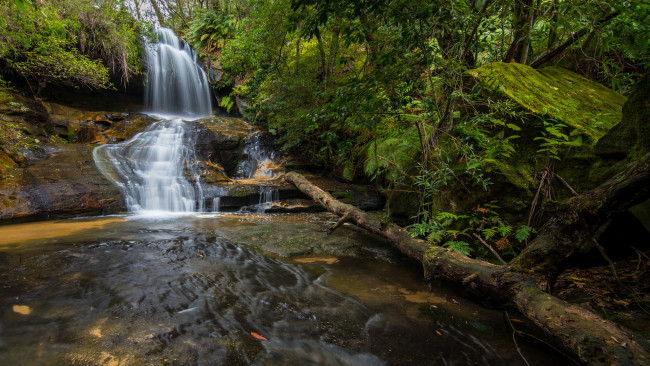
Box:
[94,119,204,213]
[94,28,211,214]
[144,28,212,117]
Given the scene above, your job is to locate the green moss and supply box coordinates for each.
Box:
[524,286,544,295]
[227,184,257,197]
[331,191,353,201]
[467,62,627,139]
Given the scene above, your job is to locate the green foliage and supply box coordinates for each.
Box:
[0,0,146,93]
[61,0,147,86]
[202,0,647,252]
[219,0,292,78]
[187,10,237,53]
[9,0,36,17]
[220,95,235,113]
[0,119,42,158]
[533,119,583,161]
[407,204,535,260]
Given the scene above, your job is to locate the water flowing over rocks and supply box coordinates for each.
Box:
[0,97,383,223]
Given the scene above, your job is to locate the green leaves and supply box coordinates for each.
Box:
[534,119,584,160]
[187,10,237,53]
[11,0,36,17]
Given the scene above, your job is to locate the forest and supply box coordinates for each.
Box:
[1,0,650,364]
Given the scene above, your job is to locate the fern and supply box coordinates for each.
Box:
[444,241,471,256]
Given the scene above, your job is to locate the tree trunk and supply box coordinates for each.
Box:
[295,35,301,74]
[284,170,650,366]
[547,0,558,50]
[149,0,165,25]
[315,32,328,86]
[328,25,340,80]
[503,0,534,63]
[530,10,620,68]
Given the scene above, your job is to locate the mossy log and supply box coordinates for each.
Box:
[285,171,650,366]
[510,153,650,280]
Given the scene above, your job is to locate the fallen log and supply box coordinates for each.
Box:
[285,171,650,366]
[510,153,650,282]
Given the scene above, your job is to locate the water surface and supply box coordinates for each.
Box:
[0,214,568,365]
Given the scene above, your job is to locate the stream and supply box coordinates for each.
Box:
[0,214,568,365]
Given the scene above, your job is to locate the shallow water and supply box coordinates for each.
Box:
[0,214,568,365]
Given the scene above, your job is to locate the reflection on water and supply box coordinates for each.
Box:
[0,215,566,365]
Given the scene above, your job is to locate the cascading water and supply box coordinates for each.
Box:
[94,28,211,214]
[144,28,212,117]
[93,119,204,212]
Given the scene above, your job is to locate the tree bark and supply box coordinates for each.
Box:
[510,153,650,280]
[530,10,620,68]
[284,170,650,366]
[503,0,534,63]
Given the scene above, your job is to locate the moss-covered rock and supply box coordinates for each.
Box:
[409,63,631,227]
[467,62,627,139]
[595,74,650,159]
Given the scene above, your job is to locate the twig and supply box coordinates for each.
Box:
[473,233,507,265]
[515,330,582,366]
[327,212,352,235]
[555,173,579,195]
[528,169,548,226]
[593,237,626,289]
[505,311,531,366]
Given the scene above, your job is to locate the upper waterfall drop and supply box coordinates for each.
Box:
[144,28,212,117]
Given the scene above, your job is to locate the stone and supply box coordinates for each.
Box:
[595,74,650,159]
[467,62,627,139]
[0,145,124,223]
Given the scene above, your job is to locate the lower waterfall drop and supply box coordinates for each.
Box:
[94,119,203,213]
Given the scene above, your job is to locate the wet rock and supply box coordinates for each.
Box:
[215,213,394,258]
[102,113,158,142]
[42,102,156,143]
[0,93,48,124]
[235,96,250,116]
[0,145,124,223]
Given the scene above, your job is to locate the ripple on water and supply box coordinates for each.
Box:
[0,216,568,365]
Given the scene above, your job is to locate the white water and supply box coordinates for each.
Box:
[236,133,276,179]
[144,28,212,117]
[94,119,204,214]
[94,28,211,214]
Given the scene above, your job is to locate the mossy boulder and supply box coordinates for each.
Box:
[595,74,650,159]
[467,62,627,139]
[192,116,253,177]
[410,63,631,225]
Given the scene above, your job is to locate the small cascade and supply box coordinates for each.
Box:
[144,28,212,117]
[212,197,221,213]
[256,187,280,213]
[235,133,276,179]
[209,187,229,213]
